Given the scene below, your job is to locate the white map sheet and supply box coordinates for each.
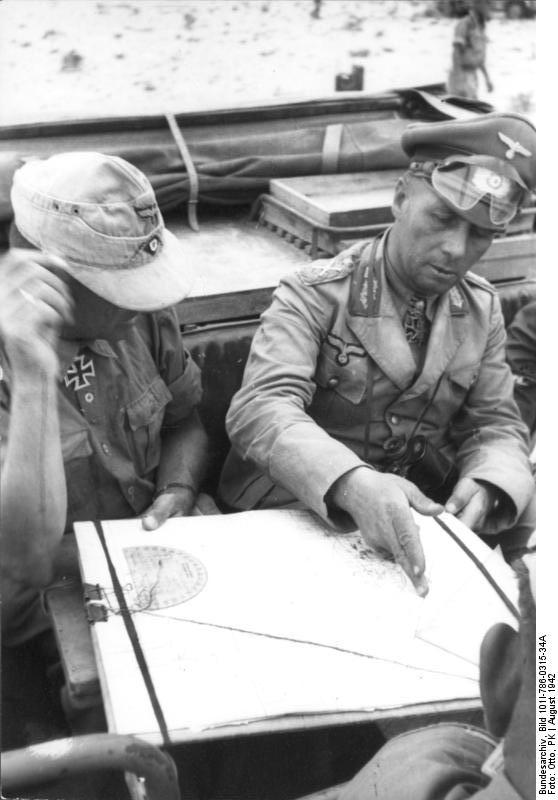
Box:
[74,509,518,745]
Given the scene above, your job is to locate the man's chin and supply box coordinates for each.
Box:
[106,315,139,338]
[416,268,462,295]
[61,314,137,341]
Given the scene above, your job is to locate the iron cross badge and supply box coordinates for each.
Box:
[64,353,95,391]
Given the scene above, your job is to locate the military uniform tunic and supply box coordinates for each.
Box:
[0,307,202,644]
[219,235,533,532]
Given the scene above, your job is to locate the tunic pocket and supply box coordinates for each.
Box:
[125,376,172,474]
[61,427,93,462]
[447,365,479,392]
[311,348,368,432]
[314,348,367,405]
[437,364,480,421]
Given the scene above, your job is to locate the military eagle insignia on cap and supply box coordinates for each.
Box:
[498,132,532,160]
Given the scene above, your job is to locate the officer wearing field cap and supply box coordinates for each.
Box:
[0,151,208,652]
[219,112,535,596]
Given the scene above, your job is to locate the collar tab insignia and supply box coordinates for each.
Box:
[449,285,467,315]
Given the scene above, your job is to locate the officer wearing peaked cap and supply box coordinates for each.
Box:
[219,112,536,596]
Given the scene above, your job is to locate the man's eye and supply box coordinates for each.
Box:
[432,212,453,225]
[472,226,494,240]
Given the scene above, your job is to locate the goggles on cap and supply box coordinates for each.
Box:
[410,155,528,228]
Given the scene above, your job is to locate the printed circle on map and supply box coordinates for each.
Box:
[123,546,207,610]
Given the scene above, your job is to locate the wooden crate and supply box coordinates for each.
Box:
[473,233,536,283]
[270,171,403,227]
[269,171,534,237]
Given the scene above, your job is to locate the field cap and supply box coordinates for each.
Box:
[11,151,194,311]
[402,112,536,230]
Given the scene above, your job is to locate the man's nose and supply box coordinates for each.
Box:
[440,221,470,261]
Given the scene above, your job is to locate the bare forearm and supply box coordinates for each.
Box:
[141,411,209,529]
[1,370,66,586]
[157,410,209,492]
[0,249,73,588]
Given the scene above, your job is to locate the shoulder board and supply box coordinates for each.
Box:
[297,242,367,286]
[464,270,496,294]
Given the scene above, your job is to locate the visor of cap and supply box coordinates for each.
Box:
[61,228,196,311]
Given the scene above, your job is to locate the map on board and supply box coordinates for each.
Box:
[122,546,207,611]
[74,509,518,745]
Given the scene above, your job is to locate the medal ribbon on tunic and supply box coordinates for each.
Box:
[403,296,430,346]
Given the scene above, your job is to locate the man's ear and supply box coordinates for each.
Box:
[391,176,411,220]
[9,222,73,285]
[9,221,37,249]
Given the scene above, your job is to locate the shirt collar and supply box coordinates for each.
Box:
[58,338,118,377]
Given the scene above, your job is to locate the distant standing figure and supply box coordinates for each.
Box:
[310,0,323,19]
[447,0,493,99]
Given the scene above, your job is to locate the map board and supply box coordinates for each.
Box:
[74,509,518,745]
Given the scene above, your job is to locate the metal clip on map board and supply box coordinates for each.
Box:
[84,583,108,624]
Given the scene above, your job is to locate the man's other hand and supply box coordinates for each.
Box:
[0,249,73,375]
[141,485,197,530]
[330,467,443,596]
[445,477,497,531]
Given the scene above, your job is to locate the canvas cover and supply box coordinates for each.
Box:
[0,89,490,226]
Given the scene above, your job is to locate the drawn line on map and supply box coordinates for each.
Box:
[142,611,477,682]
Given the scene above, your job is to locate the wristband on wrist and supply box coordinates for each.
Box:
[153,482,196,499]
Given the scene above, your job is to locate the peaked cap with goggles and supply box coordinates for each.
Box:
[401,112,536,231]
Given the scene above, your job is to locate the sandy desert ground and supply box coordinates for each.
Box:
[0,0,536,125]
